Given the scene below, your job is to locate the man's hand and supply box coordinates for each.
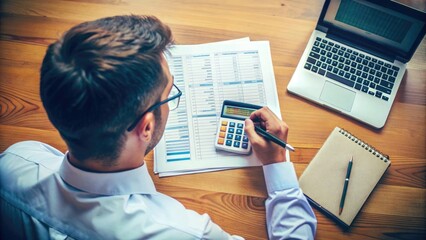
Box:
[244,107,289,165]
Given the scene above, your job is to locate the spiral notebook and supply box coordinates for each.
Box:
[299,127,390,228]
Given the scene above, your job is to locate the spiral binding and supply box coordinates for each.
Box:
[338,128,390,162]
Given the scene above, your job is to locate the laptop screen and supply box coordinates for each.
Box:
[322,0,425,61]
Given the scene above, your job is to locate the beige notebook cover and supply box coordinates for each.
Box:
[299,127,390,227]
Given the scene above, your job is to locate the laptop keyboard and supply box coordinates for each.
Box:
[304,37,400,101]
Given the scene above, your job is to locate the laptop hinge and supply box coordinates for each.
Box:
[316,25,328,33]
[326,32,397,63]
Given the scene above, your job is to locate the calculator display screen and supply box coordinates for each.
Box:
[223,105,256,120]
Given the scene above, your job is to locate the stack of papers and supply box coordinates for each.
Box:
[154,38,281,177]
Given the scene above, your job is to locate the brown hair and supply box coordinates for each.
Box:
[40,15,173,163]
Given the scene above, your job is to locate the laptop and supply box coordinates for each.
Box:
[287,0,426,128]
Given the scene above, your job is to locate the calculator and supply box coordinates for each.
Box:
[215,100,262,154]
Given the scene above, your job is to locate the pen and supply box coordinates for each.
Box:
[254,126,295,152]
[339,156,353,215]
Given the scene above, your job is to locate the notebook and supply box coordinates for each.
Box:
[299,127,390,227]
[287,0,426,129]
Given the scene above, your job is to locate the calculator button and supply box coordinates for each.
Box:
[220,126,226,132]
[242,143,248,149]
[226,140,232,146]
[229,122,236,127]
[237,123,244,128]
[235,135,241,141]
[221,121,228,126]
[236,129,243,135]
[217,138,224,145]
[227,134,233,139]
[219,132,226,138]
[233,141,240,148]
[228,128,235,133]
[243,136,248,142]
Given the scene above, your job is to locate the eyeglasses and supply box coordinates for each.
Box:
[127,83,182,131]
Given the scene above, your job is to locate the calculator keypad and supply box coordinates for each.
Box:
[216,120,250,153]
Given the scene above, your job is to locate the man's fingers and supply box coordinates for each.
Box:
[244,118,261,146]
[250,107,281,132]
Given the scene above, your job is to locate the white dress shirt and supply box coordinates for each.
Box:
[0,141,316,239]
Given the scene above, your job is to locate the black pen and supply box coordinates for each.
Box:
[254,126,295,152]
[339,156,353,215]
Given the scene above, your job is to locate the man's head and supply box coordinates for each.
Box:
[40,15,173,164]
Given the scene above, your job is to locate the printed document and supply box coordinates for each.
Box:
[154,39,281,177]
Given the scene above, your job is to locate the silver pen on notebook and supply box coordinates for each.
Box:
[339,156,353,215]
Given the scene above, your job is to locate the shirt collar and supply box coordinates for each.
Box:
[59,154,157,195]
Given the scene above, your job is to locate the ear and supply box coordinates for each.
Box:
[135,112,156,143]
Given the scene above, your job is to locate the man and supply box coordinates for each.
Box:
[0,15,316,239]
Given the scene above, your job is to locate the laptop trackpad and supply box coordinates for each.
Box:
[320,81,356,112]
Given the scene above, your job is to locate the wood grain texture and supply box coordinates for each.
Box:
[0,0,425,239]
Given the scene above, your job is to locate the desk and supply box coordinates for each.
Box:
[0,0,424,239]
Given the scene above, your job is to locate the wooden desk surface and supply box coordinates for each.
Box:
[1,0,425,239]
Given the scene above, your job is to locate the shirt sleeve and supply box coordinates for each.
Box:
[263,162,317,240]
[200,217,245,240]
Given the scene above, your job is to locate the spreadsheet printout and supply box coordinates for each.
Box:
[154,41,280,176]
